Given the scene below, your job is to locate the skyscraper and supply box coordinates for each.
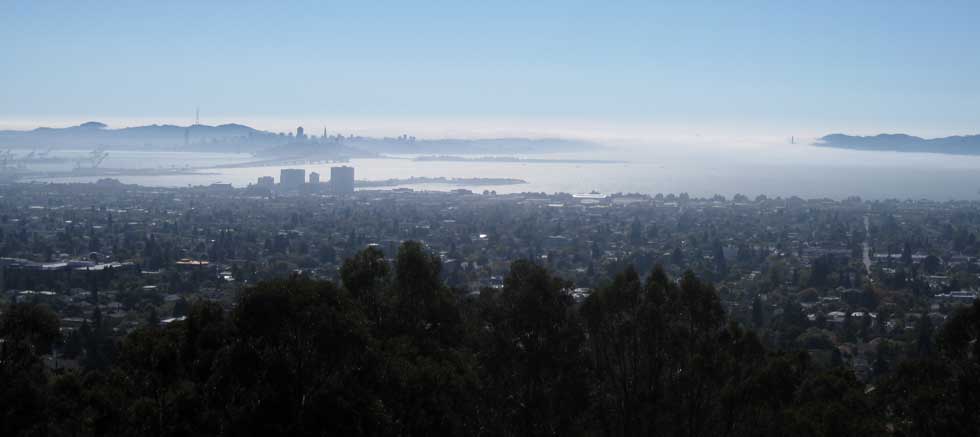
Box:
[330,166,354,194]
[280,169,306,188]
[256,176,274,186]
[296,126,306,140]
[309,171,320,184]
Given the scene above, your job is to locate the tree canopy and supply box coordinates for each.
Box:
[1,241,979,436]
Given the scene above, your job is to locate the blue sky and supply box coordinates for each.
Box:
[1,1,978,139]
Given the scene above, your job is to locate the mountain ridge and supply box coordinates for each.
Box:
[815,133,980,155]
[0,121,597,155]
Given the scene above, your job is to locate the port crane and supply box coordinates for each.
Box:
[0,150,15,170]
[74,148,109,170]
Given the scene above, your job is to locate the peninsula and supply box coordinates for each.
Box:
[815,133,980,155]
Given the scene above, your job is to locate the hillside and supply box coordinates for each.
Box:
[816,133,980,155]
[0,122,599,156]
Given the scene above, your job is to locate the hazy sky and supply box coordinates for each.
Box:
[2,1,979,140]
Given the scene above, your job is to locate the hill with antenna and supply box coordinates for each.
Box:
[0,122,279,152]
[0,122,600,156]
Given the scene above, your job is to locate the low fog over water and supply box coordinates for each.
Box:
[20,142,980,200]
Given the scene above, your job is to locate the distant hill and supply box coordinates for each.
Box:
[0,121,599,156]
[0,121,282,152]
[815,133,980,155]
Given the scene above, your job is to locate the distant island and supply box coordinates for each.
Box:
[413,155,626,164]
[815,133,980,155]
[0,121,598,157]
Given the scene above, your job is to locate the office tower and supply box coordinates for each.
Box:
[330,166,355,194]
[257,176,274,186]
[280,168,306,188]
[309,171,320,184]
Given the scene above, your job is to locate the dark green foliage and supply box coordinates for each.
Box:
[873,301,980,436]
[0,304,61,436]
[0,303,60,355]
[782,368,883,436]
[213,277,385,435]
[0,243,978,436]
[937,299,980,360]
[751,295,766,328]
[478,259,589,435]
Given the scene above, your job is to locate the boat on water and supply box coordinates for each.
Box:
[572,190,606,199]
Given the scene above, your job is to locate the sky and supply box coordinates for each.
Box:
[1,0,979,141]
